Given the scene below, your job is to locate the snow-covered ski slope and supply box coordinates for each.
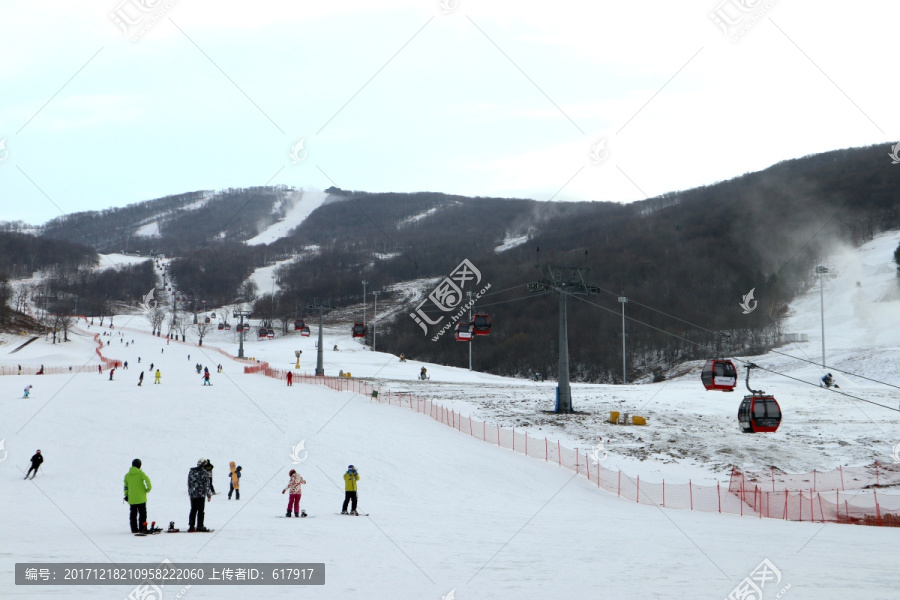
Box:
[2,326,897,600]
[245,188,328,246]
[2,231,900,598]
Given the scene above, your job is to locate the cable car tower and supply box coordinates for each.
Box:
[232,309,252,358]
[308,300,333,376]
[527,266,599,414]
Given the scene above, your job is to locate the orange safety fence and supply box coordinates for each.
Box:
[245,361,900,527]
[729,463,900,492]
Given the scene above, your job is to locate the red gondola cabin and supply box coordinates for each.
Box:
[300,326,310,337]
[701,359,737,391]
[737,395,782,433]
[294,319,306,331]
[472,313,492,336]
[352,323,367,338]
[455,322,474,342]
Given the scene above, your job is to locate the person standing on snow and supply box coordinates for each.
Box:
[282,469,306,517]
[286,371,293,386]
[109,368,115,381]
[154,369,161,384]
[228,462,241,500]
[202,370,211,386]
[25,450,43,479]
[23,385,32,398]
[341,465,360,515]
[138,372,144,386]
[124,458,152,533]
[187,459,212,532]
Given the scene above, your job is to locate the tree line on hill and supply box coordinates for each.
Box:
[5,144,899,379]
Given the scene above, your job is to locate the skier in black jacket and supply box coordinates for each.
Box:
[187,459,212,531]
[25,450,43,479]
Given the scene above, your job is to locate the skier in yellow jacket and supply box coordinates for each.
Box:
[341,465,360,515]
[228,461,241,500]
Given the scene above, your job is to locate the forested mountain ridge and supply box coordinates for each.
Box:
[3,143,899,380]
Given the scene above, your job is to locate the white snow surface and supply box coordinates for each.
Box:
[3,231,900,598]
[134,221,160,238]
[95,253,153,270]
[494,234,529,253]
[397,206,440,228]
[246,189,327,246]
[243,258,297,296]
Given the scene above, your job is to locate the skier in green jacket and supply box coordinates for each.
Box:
[124,459,152,533]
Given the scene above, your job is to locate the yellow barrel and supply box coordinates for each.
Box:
[609,411,619,424]
[632,416,647,426]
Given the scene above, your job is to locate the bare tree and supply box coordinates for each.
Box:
[196,321,210,346]
[177,308,191,342]
[14,285,29,313]
[167,311,180,339]
[48,313,62,344]
[0,278,11,325]
[147,307,166,336]
[59,315,74,342]
[276,314,292,335]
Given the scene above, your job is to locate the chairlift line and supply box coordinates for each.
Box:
[568,293,900,414]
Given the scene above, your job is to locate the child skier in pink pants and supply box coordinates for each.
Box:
[282,469,306,517]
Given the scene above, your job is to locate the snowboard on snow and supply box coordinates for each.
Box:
[135,524,163,536]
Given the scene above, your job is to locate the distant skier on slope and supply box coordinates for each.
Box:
[23,385,32,398]
[821,373,839,389]
[154,369,161,384]
[24,450,43,479]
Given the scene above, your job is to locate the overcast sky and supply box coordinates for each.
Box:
[0,0,896,225]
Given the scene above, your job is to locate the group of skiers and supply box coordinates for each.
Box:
[124,458,226,533]
[121,460,361,533]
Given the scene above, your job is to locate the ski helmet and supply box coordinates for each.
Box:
[197,458,207,466]
[132,458,142,468]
